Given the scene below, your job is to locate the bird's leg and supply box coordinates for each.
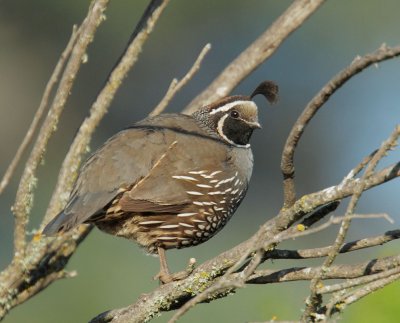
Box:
[154,247,196,284]
[154,247,173,284]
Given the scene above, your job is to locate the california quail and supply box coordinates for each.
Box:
[43,81,278,283]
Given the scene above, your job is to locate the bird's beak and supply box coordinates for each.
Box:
[248,121,262,129]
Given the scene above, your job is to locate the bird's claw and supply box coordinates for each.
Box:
[153,257,196,284]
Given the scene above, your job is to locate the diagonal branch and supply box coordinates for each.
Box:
[319,266,400,295]
[246,254,400,284]
[43,0,171,224]
[267,229,400,260]
[11,0,110,266]
[230,155,398,279]
[167,213,390,323]
[303,125,400,320]
[183,0,326,114]
[3,2,399,322]
[150,43,211,117]
[0,26,80,197]
[0,1,170,320]
[281,44,400,208]
[90,159,400,322]
[325,270,400,316]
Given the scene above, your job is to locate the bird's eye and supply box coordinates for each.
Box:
[230,110,239,119]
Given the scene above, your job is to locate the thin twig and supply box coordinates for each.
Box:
[322,126,399,269]
[269,214,392,250]
[198,160,400,296]
[183,0,326,114]
[319,266,400,295]
[0,2,170,318]
[281,45,400,208]
[325,272,400,316]
[11,0,110,265]
[247,254,400,285]
[43,0,170,224]
[167,213,390,323]
[0,26,80,196]
[229,160,400,287]
[267,229,400,260]
[223,162,361,283]
[89,159,400,323]
[303,125,400,321]
[351,149,379,177]
[150,43,211,117]
[169,154,400,322]
[167,275,241,323]
[0,226,92,320]
[168,251,266,323]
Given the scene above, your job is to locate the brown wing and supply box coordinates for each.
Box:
[109,131,232,215]
[44,125,189,234]
[43,114,231,234]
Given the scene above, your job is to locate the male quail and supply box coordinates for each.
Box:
[43,81,278,283]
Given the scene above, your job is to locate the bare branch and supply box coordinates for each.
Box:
[326,272,400,316]
[183,0,326,114]
[0,26,80,196]
[169,159,400,323]
[150,43,211,117]
[0,0,170,319]
[303,125,400,320]
[300,201,340,228]
[90,207,399,323]
[161,42,400,323]
[281,45,400,208]
[267,229,400,260]
[11,0,110,265]
[226,160,400,284]
[170,213,393,322]
[319,266,400,295]
[2,1,399,322]
[322,126,398,262]
[274,214,392,247]
[0,226,92,320]
[44,0,170,224]
[247,254,400,284]
[168,249,265,323]
[91,253,400,323]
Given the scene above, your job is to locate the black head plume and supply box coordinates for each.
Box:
[250,80,279,104]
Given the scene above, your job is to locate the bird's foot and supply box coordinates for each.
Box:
[154,258,196,284]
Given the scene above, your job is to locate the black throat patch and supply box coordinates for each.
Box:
[222,118,254,146]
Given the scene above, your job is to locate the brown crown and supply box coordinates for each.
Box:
[205,95,251,113]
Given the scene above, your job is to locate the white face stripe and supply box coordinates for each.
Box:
[217,114,250,148]
[209,100,257,115]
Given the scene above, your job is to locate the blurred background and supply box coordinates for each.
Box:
[1,0,400,322]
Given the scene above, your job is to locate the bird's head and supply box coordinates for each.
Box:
[193,80,278,147]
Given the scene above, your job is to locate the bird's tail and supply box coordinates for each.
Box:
[42,210,72,236]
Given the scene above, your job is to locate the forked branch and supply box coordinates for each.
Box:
[0,0,170,319]
[1,1,399,322]
[183,0,327,113]
[281,44,400,208]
